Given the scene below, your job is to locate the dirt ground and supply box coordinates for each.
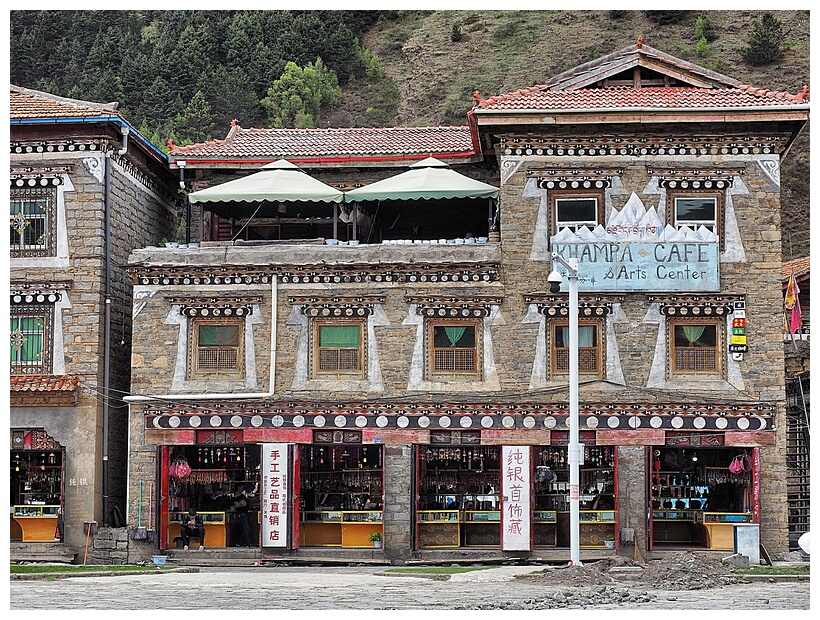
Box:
[518,551,748,590]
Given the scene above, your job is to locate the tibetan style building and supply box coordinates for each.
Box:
[124,42,809,563]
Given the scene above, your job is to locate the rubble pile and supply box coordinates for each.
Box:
[463,585,657,610]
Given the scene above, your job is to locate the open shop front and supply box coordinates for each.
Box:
[415,433,618,550]
[162,439,261,549]
[10,431,65,543]
[650,446,757,550]
[298,439,384,548]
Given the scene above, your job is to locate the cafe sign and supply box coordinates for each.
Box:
[550,193,720,293]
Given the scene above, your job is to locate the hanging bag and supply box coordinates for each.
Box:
[729,455,744,474]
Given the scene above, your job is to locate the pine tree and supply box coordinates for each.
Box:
[742,12,785,66]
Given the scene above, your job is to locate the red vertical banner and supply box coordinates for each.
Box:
[261,443,289,548]
[291,444,300,550]
[159,446,170,549]
[752,447,761,524]
[501,445,532,551]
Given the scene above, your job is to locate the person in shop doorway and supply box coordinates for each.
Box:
[181,508,206,551]
[231,484,252,547]
[54,506,64,542]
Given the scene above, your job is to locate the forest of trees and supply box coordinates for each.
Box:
[10,10,392,149]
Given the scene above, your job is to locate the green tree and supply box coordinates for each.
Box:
[260,58,343,128]
[694,14,716,42]
[174,91,217,145]
[645,11,688,25]
[695,37,710,57]
[742,12,785,66]
[451,24,463,42]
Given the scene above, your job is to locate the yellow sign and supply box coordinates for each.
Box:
[731,335,747,345]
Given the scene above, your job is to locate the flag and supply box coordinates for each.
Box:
[784,273,802,334]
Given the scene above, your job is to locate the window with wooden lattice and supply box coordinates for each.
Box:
[669,318,722,375]
[550,319,604,377]
[311,320,365,379]
[426,320,481,379]
[190,319,244,377]
[10,307,53,374]
[10,187,57,258]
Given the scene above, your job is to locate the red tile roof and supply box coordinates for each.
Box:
[783,256,810,282]
[10,374,80,392]
[473,84,809,112]
[10,85,120,120]
[168,124,476,161]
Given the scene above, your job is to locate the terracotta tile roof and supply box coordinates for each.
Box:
[10,374,80,392]
[10,85,121,120]
[168,124,476,161]
[473,84,809,112]
[783,255,810,281]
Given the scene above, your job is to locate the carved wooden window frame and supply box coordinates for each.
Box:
[189,318,244,378]
[667,317,724,377]
[10,306,53,374]
[426,318,483,380]
[550,189,605,235]
[310,319,367,379]
[10,187,57,258]
[548,318,605,378]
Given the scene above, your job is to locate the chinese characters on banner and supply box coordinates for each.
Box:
[261,443,289,548]
[501,445,531,551]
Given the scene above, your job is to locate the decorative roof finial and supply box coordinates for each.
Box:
[795,85,809,102]
[636,35,643,49]
[167,138,175,149]
[231,119,239,126]
[473,90,489,106]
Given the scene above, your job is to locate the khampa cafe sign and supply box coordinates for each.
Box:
[550,193,719,292]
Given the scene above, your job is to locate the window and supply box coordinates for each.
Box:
[551,320,603,376]
[312,321,365,378]
[10,308,52,374]
[669,318,721,374]
[427,320,481,378]
[552,192,604,234]
[10,188,56,257]
[668,190,723,245]
[190,320,243,376]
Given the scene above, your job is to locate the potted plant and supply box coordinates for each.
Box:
[604,535,616,549]
[369,531,383,549]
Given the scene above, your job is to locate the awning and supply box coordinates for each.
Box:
[343,157,500,202]
[187,159,344,205]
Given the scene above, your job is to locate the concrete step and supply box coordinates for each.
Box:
[11,541,76,564]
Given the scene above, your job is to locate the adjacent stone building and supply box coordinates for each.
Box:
[10,86,178,555]
[124,42,808,562]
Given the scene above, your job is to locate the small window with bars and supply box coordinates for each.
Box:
[312,321,364,378]
[670,319,721,374]
[551,321,603,376]
[428,321,481,378]
[10,308,53,374]
[10,188,56,257]
[191,320,243,376]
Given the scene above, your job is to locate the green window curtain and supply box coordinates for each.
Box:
[198,324,240,347]
[557,325,595,347]
[319,325,360,348]
[10,317,44,362]
[680,325,706,345]
[443,326,467,347]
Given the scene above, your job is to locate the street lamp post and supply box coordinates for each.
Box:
[548,252,582,566]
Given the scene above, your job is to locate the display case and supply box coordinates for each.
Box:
[533,510,557,547]
[167,511,227,548]
[299,510,383,548]
[11,505,60,542]
[698,512,754,550]
[463,510,500,546]
[417,510,460,548]
[578,510,616,548]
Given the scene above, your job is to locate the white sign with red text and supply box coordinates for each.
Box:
[261,443,289,548]
[501,445,532,551]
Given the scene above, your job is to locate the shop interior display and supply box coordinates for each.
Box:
[418,445,501,511]
[11,450,63,506]
[299,445,383,512]
[533,445,615,512]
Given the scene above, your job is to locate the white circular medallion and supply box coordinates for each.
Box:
[459,416,472,428]
[355,416,368,428]
[481,416,494,428]
[152,416,162,428]
[376,415,388,428]
[230,415,243,427]
[649,416,663,428]
[169,416,180,428]
[544,416,557,428]
[418,416,430,428]
[565,416,572,428]
[737,416,750,430]
[671,416,684,428]
[715,417,728,429]
[334,415,346,427]
[209,415,222,427]
[629,415,641,429]
[313,415,326,427]
[502,416,515,429]
[693,416,706,429]
[189,415,202,428]
[523,416,536,429]
[756,416,767,430]
[251,415,263,427]
[438,416,451,428]
[292,415,305,427]
[585,416,599,428]
[397,416,410,428]
[271,415,284,428]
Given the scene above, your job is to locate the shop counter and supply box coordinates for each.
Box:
[652,509,698,545]
[463,510,500,546]
[579,510,616,548]
[11,505,60,542]
[300,511,382,548]
[698,512,754,550]
[167,511,226,548]
[533,510,557,547]
[417,510,460,548]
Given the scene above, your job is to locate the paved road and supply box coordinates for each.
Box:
[9,565,812,611]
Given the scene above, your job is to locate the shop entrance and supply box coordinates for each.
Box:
[10,441,65,542]
[650,446,756,550]
[298,443,384,547]
[164,444,260,549]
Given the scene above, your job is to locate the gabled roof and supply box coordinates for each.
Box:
[10,84,120,119]
[783,255,810,283]
[168,122,479,167]
[472,40,809,114]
